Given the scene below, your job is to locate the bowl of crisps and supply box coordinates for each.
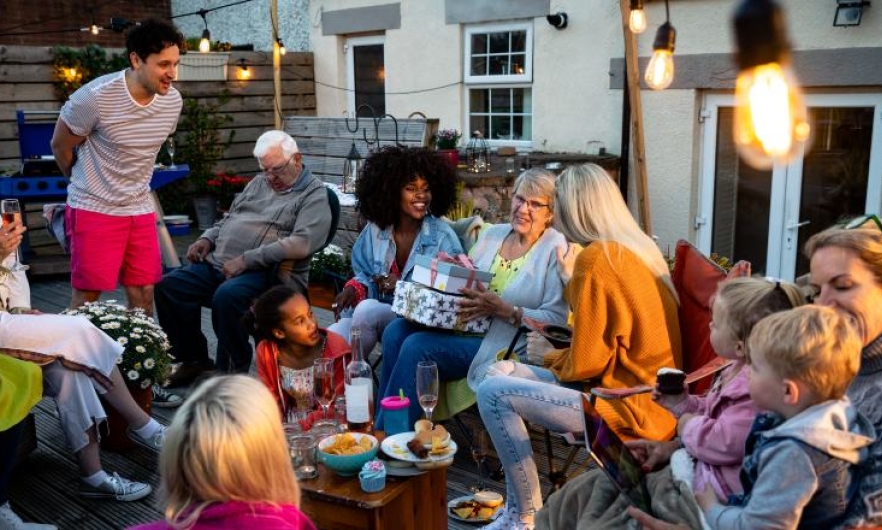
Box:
[318,432,379,477]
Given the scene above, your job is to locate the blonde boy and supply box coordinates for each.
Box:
[698,305,875,530]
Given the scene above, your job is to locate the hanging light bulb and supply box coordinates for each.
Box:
[277,38,287,55]
[198,10,211,53]
[645,21,676,90]
[90,23,100,35]
[629,0,647,34]
[732,0,810,169]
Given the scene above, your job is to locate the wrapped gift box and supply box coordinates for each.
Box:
[412,255,494,294]
[392,281,491,334]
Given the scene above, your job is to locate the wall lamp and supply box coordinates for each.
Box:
[834,0,871,26]
[236,59,251,80]
[546,12,568,29]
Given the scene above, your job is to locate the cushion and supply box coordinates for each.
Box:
[671,240,727,395]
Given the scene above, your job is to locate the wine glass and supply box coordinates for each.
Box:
[469,429,489,493]
[166,137,177,169]
[415,361,439,424]
[1,199,28,272]
[313,358,336,426]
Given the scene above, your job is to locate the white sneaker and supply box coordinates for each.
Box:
[481,506,534,530]
[127,423,167,453]
[0,502,57,530]
[151,384,183,408]
[78,472,152,502]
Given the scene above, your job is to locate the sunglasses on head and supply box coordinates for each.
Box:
[845,214,882,232]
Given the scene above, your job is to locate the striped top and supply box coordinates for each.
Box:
[60,70,182,215]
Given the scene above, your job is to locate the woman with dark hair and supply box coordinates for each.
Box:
[328,145,463,354]
[245,286,348,429]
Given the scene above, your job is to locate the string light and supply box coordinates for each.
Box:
[732,0,810,169]
[644,0,676,90]
[629,0,647,34]
[198,10,211,52]
[277,38,286,55]
[237,58,251,80]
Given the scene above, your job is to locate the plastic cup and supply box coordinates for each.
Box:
[380,396,411,436]
[290,435,318,480]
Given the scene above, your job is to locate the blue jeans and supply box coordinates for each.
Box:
[477,362,585,519]
[155,262,276,372]
[376,318,482,430]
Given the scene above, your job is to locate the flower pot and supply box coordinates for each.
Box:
[98,383,152,452]
[193,196,218,230]
[437,149,459,169]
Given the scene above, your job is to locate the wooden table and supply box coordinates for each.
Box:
[299,464,448,530]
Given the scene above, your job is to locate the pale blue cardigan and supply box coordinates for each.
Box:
[466,223,569,390]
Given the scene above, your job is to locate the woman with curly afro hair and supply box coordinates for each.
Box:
[328,145,463,354]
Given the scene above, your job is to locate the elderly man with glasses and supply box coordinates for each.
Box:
[156,130,332,388]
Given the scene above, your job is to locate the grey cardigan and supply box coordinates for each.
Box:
[466,223,569,390]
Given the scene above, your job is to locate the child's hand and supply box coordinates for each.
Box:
[695,484,720,513]
[624,439,680,471]
[651,385,688,411]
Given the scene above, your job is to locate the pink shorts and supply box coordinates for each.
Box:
[65,207,161,291]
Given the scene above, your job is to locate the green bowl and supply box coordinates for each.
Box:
[317,433,379,477]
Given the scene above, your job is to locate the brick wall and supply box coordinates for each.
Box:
[0,1,171,47]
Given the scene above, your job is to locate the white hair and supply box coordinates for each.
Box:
[253,130,299,159]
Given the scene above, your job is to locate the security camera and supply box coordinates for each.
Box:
[546,12,568,29]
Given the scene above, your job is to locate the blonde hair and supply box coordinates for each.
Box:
[716,277,805,343]
[805,223,882,285]
[747,305,861,402]
[159,375,300,529]
[554,163,676,299]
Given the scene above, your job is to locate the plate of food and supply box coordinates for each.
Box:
[448,491,504,523]
[380,422,457,465]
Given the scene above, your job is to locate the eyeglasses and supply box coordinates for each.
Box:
[845,213,882,232]
[259,153,295,175]
[512,194,550,213]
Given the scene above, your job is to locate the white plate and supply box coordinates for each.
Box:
[385,463,426,477]
[380,431,457,464]
[447,495,503,524]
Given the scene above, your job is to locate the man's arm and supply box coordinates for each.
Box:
[50,119,86,177]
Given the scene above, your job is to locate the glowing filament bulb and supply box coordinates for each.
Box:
[199,28,211,53]
[645,49,674,90]
[629,8,647,34]
[90,24,100,35]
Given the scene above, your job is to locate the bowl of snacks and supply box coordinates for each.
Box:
[318,432,379,476]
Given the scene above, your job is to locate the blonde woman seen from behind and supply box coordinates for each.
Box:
[128,375,316,530]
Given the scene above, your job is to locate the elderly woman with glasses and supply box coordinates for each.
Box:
[375,168,569,430]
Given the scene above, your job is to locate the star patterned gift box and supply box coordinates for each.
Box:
[392,281,491,334]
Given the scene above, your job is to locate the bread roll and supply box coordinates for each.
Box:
[474,491,504,508]
[414,419,433,433]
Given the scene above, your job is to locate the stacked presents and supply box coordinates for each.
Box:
[392,253,494,333]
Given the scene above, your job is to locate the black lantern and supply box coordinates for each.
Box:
[466,131,490,173]
[343,141,362,194]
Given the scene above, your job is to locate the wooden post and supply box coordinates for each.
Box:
[271,0,283,129]
[619,0,653,235]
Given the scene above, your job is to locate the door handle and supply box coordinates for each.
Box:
[787,220,810,230]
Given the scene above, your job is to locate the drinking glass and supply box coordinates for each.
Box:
[469,429,489,493]
[415,361,439,424]
[1,199,28,272]
[313,358,336,427]
[290,434,318,480]
[166,137,177,169]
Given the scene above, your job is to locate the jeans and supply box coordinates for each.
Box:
[155,262,276,373]
[327,299,397,353]
[477,361,585,519]
[0,420,25,505]
[376,318,482,430]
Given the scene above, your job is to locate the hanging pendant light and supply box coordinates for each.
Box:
[198,10,211,53]
[645,21,676,90]
[629,0,647,34]
[732,0,810,169]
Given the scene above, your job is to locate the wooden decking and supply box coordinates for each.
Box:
[9,235,591,529]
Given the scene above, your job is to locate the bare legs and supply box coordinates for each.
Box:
[71,286,154,313]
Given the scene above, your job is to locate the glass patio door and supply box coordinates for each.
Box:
[697,93,882,280]
[346,36,386,116]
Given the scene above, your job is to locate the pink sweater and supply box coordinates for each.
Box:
[128,500,316,530]
[670,364,760,500]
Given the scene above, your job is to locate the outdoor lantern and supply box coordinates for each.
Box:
[629,0,647,34]
[732,0,810,169]
[834,0,871,27]
[343,141,362,193]
[466,131,491,173]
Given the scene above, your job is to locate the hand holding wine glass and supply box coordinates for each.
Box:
[1,199,28,272]
[416,361,439,425]
[166,137,177,169]
[313,358,335,422]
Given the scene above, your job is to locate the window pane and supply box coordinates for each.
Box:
[510,54,526,76]
[511,88,525,112]
[470,115,489,138]
[489,56,508,75]
[471,56,487,76]
[470,89,488,113]
[489,32,509,54]
[511,30,526,52]
[491,116,512,139]
[471,33,487,54]
[354,44,385,115]
[517,115,531,141]
[490,89,511,113]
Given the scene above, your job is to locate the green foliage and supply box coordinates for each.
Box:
[51,44,129,101]
[184,37,232,52]
[178,94,236,195]
[310,244,353,280]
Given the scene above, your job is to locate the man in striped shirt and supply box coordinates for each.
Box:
[51,19,185,313]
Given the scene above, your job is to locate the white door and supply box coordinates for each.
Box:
[346,36,386,116]
[697,93,882,280]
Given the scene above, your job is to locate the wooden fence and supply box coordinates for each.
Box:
[0,45,317,175]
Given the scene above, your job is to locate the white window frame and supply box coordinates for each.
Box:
[345,35,386,116]
[465,84,533,148]
[463,22,533,84]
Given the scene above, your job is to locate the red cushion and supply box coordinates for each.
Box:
[671,240,727,395]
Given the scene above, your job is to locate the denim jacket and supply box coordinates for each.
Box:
[709,398,874,530]
[350,216,462,303]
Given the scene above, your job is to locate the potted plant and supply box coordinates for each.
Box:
[206,171,253,212]
[433,128,462,168]
[310,244,353,291]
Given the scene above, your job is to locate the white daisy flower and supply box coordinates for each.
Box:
[127,370,139,380]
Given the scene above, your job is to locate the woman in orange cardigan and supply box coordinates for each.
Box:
[476,164,681,530]
[245,286,349,430]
